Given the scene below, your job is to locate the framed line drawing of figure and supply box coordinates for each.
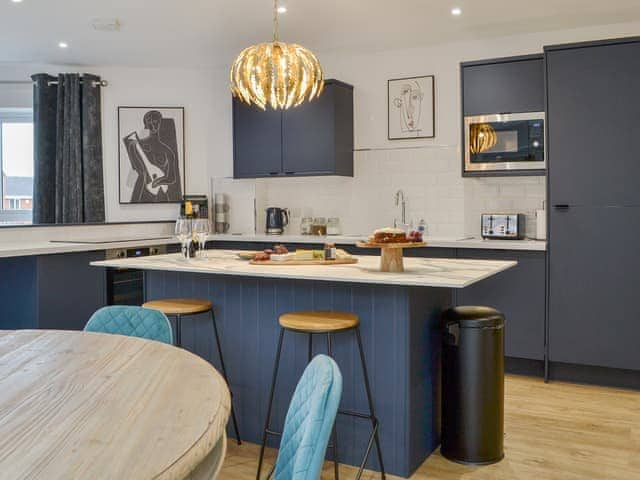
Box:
[118,106,185,204]
[388,75,435,140]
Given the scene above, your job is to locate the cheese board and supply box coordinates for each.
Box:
[356,241,427,272]
[249,258,358,266]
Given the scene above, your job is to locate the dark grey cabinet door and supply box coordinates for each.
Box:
[282,87,335,174]
[456,249,546,360]
[37,251,107,331]
[233,98,282,177]
[546,40,640,206]
[549,206,640,370]
[462,56,544,116]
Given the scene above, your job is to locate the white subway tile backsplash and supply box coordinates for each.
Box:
[215,149,545,239]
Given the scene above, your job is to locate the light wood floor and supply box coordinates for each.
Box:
[220,375,640,479]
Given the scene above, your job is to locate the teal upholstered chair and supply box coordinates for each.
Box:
[270,354,343,480]
[84,306,173,345]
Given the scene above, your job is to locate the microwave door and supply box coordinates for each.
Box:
[464,112,546,173]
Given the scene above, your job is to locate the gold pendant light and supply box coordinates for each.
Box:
[469,123,498,154]
[230,0,324,110]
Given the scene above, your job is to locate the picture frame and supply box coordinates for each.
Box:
[387,75,435,140]
[118,106,185,204]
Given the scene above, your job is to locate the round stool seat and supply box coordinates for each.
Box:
[279,311,359,333]
[143,298,213,315]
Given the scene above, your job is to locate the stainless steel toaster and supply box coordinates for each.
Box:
[481,214,525,239]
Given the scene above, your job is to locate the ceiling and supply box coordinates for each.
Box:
[1,0,640,68]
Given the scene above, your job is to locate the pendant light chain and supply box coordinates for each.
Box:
[273,0,279,42]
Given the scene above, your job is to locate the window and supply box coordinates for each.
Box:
[0,109,33,225]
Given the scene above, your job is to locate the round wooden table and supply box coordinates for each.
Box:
[0,330,231,480]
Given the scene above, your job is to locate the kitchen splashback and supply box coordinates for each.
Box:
[214,148,545,238]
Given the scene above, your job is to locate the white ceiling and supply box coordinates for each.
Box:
[1,0,640,68]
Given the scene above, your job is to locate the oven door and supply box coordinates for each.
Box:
[464,112,546,174]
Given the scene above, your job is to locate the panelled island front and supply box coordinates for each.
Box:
[92,251,516,478]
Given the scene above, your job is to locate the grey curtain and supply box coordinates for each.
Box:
[31,73,105,224]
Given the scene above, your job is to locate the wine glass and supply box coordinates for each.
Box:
[193,219,211,259]
[175,217,192,259]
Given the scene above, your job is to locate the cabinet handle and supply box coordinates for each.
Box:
[553,204,570,210]
[284,171,296,175]
[269,172,279,176]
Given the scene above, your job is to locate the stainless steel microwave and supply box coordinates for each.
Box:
[464,112,546,175]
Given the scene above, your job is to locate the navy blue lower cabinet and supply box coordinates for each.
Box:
[145,271,453,477]
[455,249,546,362]
[0,252,107,331]
[0,256,38,330]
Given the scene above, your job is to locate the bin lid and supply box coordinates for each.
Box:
[443,306,505,328]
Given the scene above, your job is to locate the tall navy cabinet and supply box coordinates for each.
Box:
[546,37,640,378]
[233,80,354,178]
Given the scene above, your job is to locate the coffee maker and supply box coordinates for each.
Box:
[265,207,289,235]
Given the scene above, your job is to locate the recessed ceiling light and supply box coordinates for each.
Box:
[11,0,24,3]
[277,6,287,13]
[451,7,462,16]
[58,42,68,49]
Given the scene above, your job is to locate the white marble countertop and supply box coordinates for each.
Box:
[0,232,545,260]
[209,233,547,251]
[91,250,517,289]
[0,237,176,259]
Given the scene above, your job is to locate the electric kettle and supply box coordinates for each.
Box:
[265,207,289,235]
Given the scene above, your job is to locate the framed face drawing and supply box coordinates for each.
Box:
[118,106,185,204]
[388,76,435,140]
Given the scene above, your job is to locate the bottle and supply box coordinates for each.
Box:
[184,200,194,219]
[324,242,336,261]
[418,219,426,238]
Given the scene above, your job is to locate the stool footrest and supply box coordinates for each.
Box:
[338,409,378,421]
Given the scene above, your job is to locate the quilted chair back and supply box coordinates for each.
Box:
[273,354,343,480]
[84,306,173,345]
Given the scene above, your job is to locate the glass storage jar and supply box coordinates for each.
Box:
[311,217,327,236]
[300,217,313,235]
[327,217,342,235]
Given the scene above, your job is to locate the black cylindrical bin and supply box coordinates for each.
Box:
[441,306,505,465]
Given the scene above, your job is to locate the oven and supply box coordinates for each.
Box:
[464,112,546,174]
[106,246,167,306]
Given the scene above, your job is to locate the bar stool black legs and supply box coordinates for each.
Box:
[257,329,285,480]
[354,327,385,478]
[257,325,385,480]
[173,310,242,446]
[210,310,242,446]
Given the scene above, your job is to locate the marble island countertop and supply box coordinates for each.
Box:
[91,250,517,289]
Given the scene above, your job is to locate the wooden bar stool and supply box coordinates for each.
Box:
[257,311,385,480]
[142,298,241,445]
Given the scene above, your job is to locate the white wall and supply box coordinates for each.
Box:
[208,20,640,237]
[0,63,219,234]
[91,65,216,222]
[2,19,640,240]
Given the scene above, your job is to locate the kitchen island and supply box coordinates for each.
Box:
[92,251,515,478]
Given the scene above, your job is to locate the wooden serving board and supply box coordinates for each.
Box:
[250,258,358,266]
[356,241,427,249]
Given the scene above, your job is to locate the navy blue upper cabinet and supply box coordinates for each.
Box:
[233,80,354,178]
[461,55,545,116]
[233,100,283,177]
[546,38,640,207]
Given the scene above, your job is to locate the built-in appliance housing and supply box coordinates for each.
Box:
[106,246,167,305]
[464,112,546,175]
